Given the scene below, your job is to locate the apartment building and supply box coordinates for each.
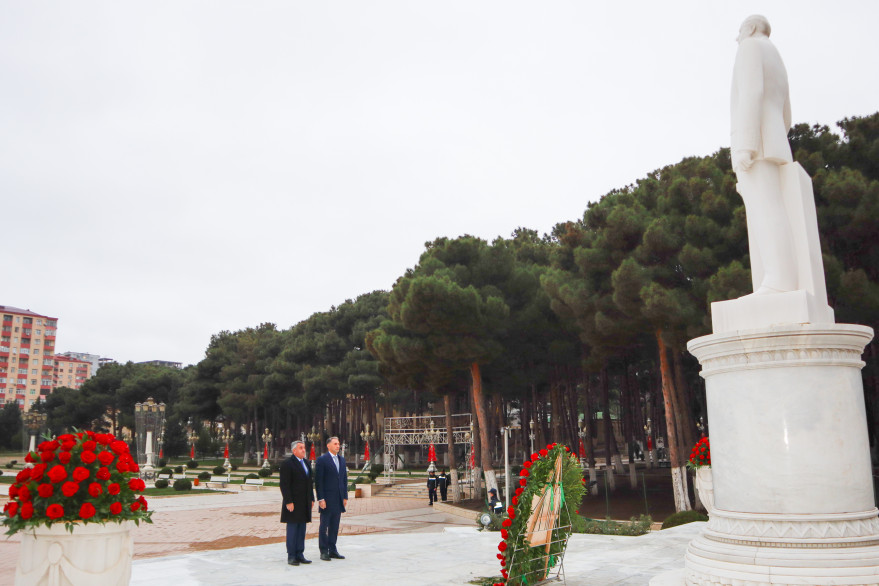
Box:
[0,305,57,411]
[57,351,102,376]
[52,355,92,390]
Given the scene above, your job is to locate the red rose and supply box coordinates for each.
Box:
[60,440,76,452]
[20,502,34,520]
[48,465,67,483]
[520,469,529,477]
[497,554,503,560]
[46,504,64,519]
[98,451,114,465]
[72,467,90,482]
[539,449,548,457]
[129,462,140,473]
[507,506,516,518]
[61,482,80,497]
[18,485,31,501]
[500,529,508,539]
[96,467,111,481]
[512,496,518,505]
[130,501,141,512]
[565,446,571,452]
[82,440,97,452]
[58,451,72,464]
[501,568,508,578]
[110,440,129,455]
[38,483,54,498]
[129,478,145,492]
[498,541,507,552]
[116,461,129,473]
[80,451,97,465]
[79,502,96,520]
[95,433,112,445]
[515,487,523,496]
[519,478,527,486]
[501,518,511,528]
[523,461,532,468]
[108,483,121,495]
[16,469,30,482]
[137,496,148,510]
[531,453,539,461]
[58,433,75,442]
[40,451,55,463]
[5,501,18,516]
[110,502,122,515]
[9,485,18,498]
[30,464,46,481]
[88,483,103,497]
[86,430,95,439]
[38,440,59,452]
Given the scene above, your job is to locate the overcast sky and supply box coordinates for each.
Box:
[2,1,877,367]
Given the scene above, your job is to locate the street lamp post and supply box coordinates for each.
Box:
[426,420,438,474]
[644,417,654,469]
[360,424,375,472]
[528,419,536,455]
[308,426,321,471]
[222,429,232,470]
[134,397,166,483]
[188,429,198,462]
[499,425,520,509]
[22,411,46,459]
[577,417,588,468]
[697,416,707,438]
[261,428,273,469]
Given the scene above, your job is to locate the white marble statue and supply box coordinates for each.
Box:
[712,15,834,332]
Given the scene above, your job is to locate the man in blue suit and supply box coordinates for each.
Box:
[315,436,348,561]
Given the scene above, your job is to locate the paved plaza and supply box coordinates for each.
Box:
[0,488,699,584]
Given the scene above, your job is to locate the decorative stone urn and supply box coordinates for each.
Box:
[15,520,134,586]
[693,467,713,513]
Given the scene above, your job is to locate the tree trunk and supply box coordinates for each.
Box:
[444,394,462,502]
[656,329,691,512]
[600,364,616,492]
[470,362,497,494]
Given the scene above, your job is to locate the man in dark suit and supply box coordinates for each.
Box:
[315,436,347,561]
[280,440,315,566]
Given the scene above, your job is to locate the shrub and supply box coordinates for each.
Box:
[231,464,238,471]
[154,479,169,489]
[257,467,272,478]
[574,515,652,536]
[270,462,281,473]
[367,463,384,481]
[245,473,259,480]
[212,465,226,475]
[174,478,192,491]
[159,467,174,476]
[353,476,366,485]
[661,510,708,530]
[6,461,16,469]
[174,465,184,474]
[197,471,211,480]
[158,458,167,468]
[187,460,199,469]
[0,469,4,476]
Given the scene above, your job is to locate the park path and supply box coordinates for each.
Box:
[0,489,471,582]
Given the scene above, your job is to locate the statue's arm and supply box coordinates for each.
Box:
[731,40,764,173]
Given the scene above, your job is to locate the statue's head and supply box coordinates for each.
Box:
[737,14,771,43]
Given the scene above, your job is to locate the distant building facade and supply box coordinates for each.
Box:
[137,360,183,369]
[57,351,102,376]
[0,305,58,411]
[53,355,92,390]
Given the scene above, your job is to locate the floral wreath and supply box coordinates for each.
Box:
[2,430,152,536]
[687,436,710,470]
[493,443,586,586]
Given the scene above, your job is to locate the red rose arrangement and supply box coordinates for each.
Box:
[2,430,153,535]
[687,437,710,470]
[492,443,586,586]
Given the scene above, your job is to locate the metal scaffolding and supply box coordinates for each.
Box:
[382,414,472,482]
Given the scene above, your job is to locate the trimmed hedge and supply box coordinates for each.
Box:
[197,471,211,480]
[257,467,272,478]
[174,478,192,491]
[186,460,199,469]
[661,510,708,530]
[154,479,169,489]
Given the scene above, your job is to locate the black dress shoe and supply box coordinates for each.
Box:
[287,558,300,566]
[320,552,331,561]
[296,556,312,564]
[329,551,345,559]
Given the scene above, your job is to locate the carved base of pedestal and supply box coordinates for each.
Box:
[685,509,879,585]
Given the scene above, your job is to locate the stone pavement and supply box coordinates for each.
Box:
[1,487,700,584]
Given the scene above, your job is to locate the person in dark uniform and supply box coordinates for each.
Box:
[488,488,503,514]
[437,469,449,502]
[280,440,315,566]
[427,470,438,505]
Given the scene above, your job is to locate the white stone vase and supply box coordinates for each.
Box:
[693,467,713,513]
[15,520,134,586]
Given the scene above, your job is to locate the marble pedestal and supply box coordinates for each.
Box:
[681,323,879,585]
